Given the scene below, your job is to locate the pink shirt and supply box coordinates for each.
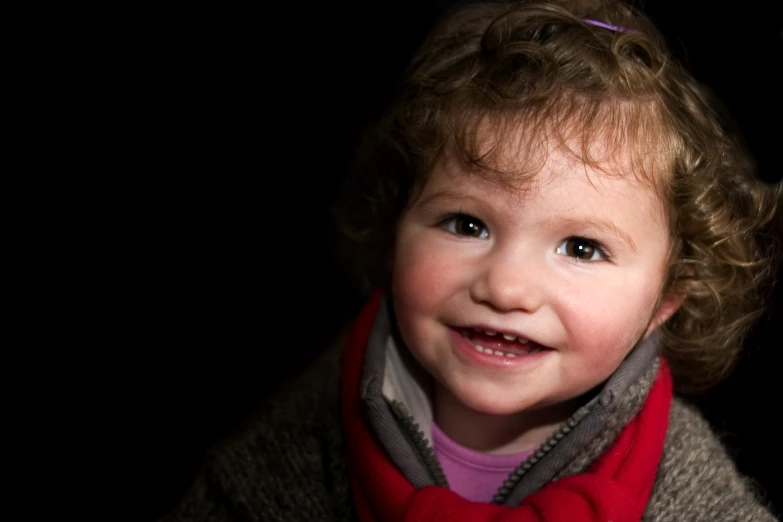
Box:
[432,422,536,503]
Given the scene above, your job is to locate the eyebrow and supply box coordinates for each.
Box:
[416,189,481,207]
[416,187,517,212]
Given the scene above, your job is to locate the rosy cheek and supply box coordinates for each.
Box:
[394,253,451,309]
[559,279,655,367]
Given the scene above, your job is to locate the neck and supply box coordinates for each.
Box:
[433,384,584,455]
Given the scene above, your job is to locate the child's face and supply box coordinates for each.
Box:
[391,133,679,419]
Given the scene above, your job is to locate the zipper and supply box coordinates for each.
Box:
[388,399,450,488]
[389,395,597,504]
[491,398,598,504]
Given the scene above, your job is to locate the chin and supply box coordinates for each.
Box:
[450,387,535,417]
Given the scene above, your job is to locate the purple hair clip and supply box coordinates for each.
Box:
[583,18,638,34]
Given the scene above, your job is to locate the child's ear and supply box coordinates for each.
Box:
[645,288,687,337]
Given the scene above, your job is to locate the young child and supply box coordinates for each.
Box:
[162,0,782,520]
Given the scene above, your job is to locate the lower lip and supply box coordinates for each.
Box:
[449,327,550,368]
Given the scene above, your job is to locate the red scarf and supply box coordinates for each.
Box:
[341,291,672,522]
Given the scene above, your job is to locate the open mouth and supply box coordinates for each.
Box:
[460,327,545,358]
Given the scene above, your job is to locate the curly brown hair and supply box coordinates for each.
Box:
[332,0,782,392]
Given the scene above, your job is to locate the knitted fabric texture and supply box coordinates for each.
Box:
[643,399,777,521]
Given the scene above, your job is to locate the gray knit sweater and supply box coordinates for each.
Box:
[161,313,777,522]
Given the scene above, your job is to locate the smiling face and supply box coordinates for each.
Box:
[391,129,680,431]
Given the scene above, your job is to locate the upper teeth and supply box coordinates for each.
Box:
[474,328,529,344]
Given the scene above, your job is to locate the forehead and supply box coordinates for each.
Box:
[435,97,675,196]
[431,144,661,210]
[426,111,672,208]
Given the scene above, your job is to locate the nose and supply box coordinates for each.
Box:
[469,248,544,313]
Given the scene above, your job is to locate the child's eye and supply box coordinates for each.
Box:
[556,237,608,261]
[440,214,489,239]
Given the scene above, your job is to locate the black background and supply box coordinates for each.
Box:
[11,1,782,520]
